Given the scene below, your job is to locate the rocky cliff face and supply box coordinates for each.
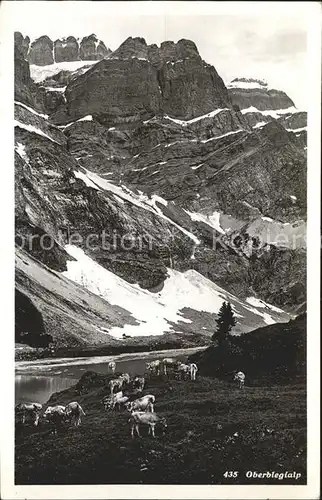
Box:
[49,37,231,124]
[14,35,306,347]
[16,32,111,67]
[14,33,33,106]
[228,78,307,142]
[54,36,80,63]
[78,34,110,61]
[228,78,295,111]
[28,36,54,66]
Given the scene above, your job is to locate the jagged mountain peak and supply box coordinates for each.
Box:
[110,36,200,63]
[14,32,111,66]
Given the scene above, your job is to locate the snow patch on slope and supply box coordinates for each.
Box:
[43,86,66,93]
[286,126,307,133]
[241,106,298,119]
[165,108,230,127]
[73,169,200,245]
[15,142,29,162]
[14,120,59,144]
[74,170,101,190]
[30,60,97,83]
[186,210,225,234]
[246,297,284,313]
[62,246,283,338]
[61,115,93,130]
[253,121,266,129]
[202,129,244,143]
[15,101,49,119]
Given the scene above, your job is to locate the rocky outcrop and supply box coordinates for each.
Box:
[63,57,162,122]
[79,34,110,60]
[277,111,307,131]
[112,37,201,63]
[14,33,47,112]
[227,78,307,150]
[52,37,231,123]
[14,32,30,59]
[14,33,33,104]
[54,36,80,63]
[28,35,54,66]
[228,78,295,111]
[120,119,306,223]
[14,32,111,66]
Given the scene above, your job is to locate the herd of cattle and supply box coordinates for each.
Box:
[15,356,246,439]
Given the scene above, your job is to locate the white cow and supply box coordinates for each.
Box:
[176,363,191,380]
[104,391,129,411]
[108,361,116,374]
[234,371,246,389]
[129,411,168,438]
[15,402,42,426]
[109,377,124,395]
[43,405,67,435]
[162,358,179,376]
[113,396,130,411]
[146,360,162,376]
[119,373,131,385]
[102,391,122,410]
[65,401,86,426]
[126,394,155,413]
[189,363,198,381]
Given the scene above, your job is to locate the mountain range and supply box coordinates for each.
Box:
[14,33,307,349]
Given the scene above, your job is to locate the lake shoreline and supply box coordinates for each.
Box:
[15,346,207,373]
[15,335,209,362]
[15,346,207,405]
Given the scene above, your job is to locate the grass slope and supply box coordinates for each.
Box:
[15,370,306,485]
[190,313,306,385]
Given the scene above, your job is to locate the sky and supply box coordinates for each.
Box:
[9,2,310,109]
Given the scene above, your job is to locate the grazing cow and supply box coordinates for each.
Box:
[119,373,131,385]
[146,360,161,376]
[133,376,145,392]
[43,405,66,417]
[176,363,191,380]
[104,392,129,411]
[108,361,116,374]
[162,358,179,376]
[65,401,86,426]
[189,363,198,381]
[113,396,130,411]
[15,402,42,426]
[129,411,167,438]
[109,377,124,395]
[234,371,246,389]
[43,405,67,435]
[102,391,123,410]
[126,394,155,413]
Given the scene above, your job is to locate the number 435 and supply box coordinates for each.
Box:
[224,471,239,478]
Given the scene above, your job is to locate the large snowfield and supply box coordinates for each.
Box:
[62,245,282,339]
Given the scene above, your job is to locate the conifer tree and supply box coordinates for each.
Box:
[212,301,236,346]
